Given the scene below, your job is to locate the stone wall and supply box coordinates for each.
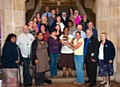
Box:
[96,0,120,82]
[0,0,25,46]
[84,0,96,13]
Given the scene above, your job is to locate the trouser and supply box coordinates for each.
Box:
[35,72,45,86]
[74,55,84,83]
[50,53,59,77]
[86,62,97,84]
[23,58,32,85]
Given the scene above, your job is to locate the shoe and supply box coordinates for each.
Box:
[77,82,82,85]
[52,76,57,78]
[104,83,110,87]
[24,83,32,86]
[85,80,90,83]
[88,83,96,87]
[100,81,107,85]
[62,75,66,78]
[69,74,72,78]
[73,81,77,84]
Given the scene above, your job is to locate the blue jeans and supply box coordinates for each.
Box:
[50,53,59,77]
[74,55,84,83]
[23,58,32,85]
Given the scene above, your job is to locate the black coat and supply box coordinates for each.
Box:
[84,37,99,63]
[2,41,23,68]
[98,39,115,65]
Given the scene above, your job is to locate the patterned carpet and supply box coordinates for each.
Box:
[22,81,120,87]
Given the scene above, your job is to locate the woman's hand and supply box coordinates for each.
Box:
[109,60,113,63]
[15,60,19,64]
[48,57,50,61]
[35,59,39,65]
[21,62,24,65]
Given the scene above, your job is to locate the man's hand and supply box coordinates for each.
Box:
[91,59,96,62]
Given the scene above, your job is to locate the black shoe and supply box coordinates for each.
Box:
[88,83,96,87]
[24,83,32,86]
[85,80,90,83]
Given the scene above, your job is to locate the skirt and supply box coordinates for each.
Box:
[98,60,114,76]
[2,68,20,87]
[59,53,75,68]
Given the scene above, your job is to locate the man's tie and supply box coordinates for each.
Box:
[47,12,49,19]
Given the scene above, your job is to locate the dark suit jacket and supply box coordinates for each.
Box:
[48,16,56,27]
[61,17,69,27]
[84,36,99,63]
[92,28,98,39]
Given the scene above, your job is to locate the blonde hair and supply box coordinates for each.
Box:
[41,16,48,25]
[101,32,107,35]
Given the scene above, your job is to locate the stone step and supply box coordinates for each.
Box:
[47,76,115,83]
[45,70,77,77]
[20,67,115,83]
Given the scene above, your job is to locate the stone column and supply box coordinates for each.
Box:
[1,0,25,46]
[115,0,120,82]
[0,0,26,83]
[96,0,119,82]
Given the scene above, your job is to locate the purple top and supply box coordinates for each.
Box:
[48,36,61,53]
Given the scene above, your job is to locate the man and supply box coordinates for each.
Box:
[55,7,61,16]
[72,24,86,39]
[67,20,76,35]
[48,9,56,27]
[88,21,98,39]
[16,25,34,86]
[84,29,99,87]
[42,6,52,18]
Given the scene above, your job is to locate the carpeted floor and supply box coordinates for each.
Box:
[22,81,120,87]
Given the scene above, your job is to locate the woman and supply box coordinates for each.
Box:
[36,12,41,23]
[31,32,49,87]
[35,12,41,31]
[28,20,36,37]
[67,20,76,35]
[81,14,89,32]
[67,7,74,18]
[59,27,74,78]
[41,16,50,32]
[51,16,65,33]
[61,12,69,26]
[48,29,61,78]
[98,32,115,87]
[2,33,23,87]
[74,10,82,25]
[40,24,49,41]
[69,31,84,85]
[33,16,39,33]
[54,24,61,38]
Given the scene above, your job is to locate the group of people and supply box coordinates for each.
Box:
[1,6,115,87]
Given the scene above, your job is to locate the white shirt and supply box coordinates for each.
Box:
[56,22,65,32]
[60,34,74,54]
[16,33,34,58]
[98,44,104,60]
